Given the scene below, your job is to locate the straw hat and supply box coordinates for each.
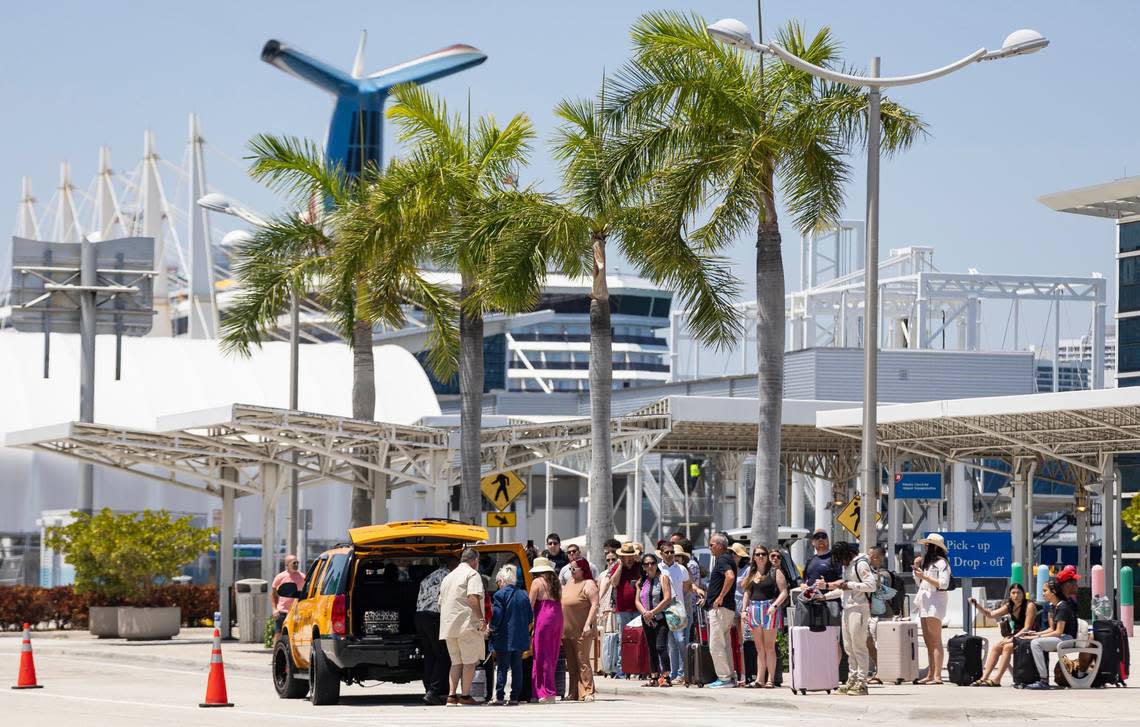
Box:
[529,557,556,574]
[616,542,638,558]
[672,543,689,558]
[918,533,948,553]
[730,543,749,559]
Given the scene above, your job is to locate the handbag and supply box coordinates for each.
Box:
[665,598,688,633]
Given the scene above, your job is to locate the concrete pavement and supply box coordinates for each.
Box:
[0,627,1137,725]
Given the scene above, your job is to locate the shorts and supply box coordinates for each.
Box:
[274,612,287,633]
[445,631,485,665]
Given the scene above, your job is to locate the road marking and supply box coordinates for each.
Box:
[0,649,265,680]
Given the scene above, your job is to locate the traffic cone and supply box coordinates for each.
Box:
[11,623,42,689]
[199,628,233,707]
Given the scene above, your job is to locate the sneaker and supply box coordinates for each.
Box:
[847,681,869,696]
[1025,680,1051,691]
[834,677,854,695]
[706,679,737,689]
[456,695,481,706]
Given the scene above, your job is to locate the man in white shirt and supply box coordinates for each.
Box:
[438,548,486,706]
[658,540,691,682]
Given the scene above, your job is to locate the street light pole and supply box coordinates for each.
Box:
[706,19,1047,553]
[196,194,300,555]
[860,57,881,551]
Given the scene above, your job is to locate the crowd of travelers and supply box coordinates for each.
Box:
[322,527,1122,706]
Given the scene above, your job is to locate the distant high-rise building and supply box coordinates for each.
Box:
[1058,324,1116,387]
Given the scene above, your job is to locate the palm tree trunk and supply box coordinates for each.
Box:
[458,273,484,525]
[587,234,614,568]
[350,314,376,529]
[751,209,784,548]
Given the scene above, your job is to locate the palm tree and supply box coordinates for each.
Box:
[222,134,456,529]
[464,95,742,565]
[344,85,538,525]
[606,12,925,547]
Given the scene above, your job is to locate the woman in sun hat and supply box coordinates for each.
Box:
[913,533,952,684]
[529,557,564,703]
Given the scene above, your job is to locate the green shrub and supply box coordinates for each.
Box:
[264,614,277,649]
[45,509,216,604]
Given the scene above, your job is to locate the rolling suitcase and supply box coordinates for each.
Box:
[874,620,919,684]
[946,634,986,686]
[789,625,840,695]
[1011,637,1039,687]
[1091,619,1130,687]
[620,623,649,678]
[683,608,717,687]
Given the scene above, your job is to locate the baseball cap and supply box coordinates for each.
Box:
[811,529,829,541]
[1056,565,1081,583]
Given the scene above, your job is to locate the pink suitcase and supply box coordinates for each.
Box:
[789,625,840,694]
[874,620,919,684]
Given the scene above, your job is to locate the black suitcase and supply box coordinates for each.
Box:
[684,609,717,686]
[1011,637,1039,687]
[1091,619,1130,688]
[946,634,985,685]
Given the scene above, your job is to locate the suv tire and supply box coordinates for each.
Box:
[273,633,309,699]
[309,636,341,706]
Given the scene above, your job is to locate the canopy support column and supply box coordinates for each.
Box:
[632,451,643,548]
[1011,463,1027,587]
[813,477,831,540]
[1103,458,1118,609]
[790,472,807,566]
[951,463,971,531]
[218,470,235,641]
[260,463,280,583]
[887,452,902,570]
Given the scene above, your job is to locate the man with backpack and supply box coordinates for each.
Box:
[819,541,878,696]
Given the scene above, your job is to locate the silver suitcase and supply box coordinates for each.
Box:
[875,620,918,684]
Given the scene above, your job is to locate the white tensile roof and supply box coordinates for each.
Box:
[0,330,441,435]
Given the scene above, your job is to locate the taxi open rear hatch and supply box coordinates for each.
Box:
[348,519,490,550]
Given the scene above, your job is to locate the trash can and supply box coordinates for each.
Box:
[234,578,269,643]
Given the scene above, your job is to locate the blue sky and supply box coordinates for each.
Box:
[2,1,1136,350]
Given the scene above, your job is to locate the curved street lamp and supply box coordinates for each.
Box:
[708,18,1048,555]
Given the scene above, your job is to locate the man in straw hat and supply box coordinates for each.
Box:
[599,542,641,678]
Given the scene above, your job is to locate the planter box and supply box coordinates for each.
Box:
[117,606,181,640]
[88,606,120,638]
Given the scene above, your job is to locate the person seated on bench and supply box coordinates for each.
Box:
[968,583,1037,686]
[1022,579,1077,690]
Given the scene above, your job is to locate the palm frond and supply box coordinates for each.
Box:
[246,134,350,208]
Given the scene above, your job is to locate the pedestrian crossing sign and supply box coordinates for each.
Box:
[481,471,526,511]
[836,495,881,537]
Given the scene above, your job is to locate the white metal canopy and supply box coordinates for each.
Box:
[1038,175,1140,219]
[815,386,1140,475]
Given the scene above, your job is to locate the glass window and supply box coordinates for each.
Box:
[1121,221,1140,254]
[1121,258,1140,313]
[1119,318,1140,373]
[319,553,350,596]
[651,296,672,317]
[302,555,327,599]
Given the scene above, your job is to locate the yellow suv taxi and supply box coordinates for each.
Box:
[272,518,528,705]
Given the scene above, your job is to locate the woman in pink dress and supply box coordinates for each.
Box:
[529,557,564,703]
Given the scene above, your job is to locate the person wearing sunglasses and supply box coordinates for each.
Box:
[270,554,305,648]
[558,543,597,586]
[634,553,674,686]
[542,533,569,573]
[740,546,788,688]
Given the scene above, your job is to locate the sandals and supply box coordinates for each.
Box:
[745,681,765,689]
[642,679,658,687]
[764,681,775,689]
[868,676,883,685]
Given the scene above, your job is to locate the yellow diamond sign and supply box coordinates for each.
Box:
[836,495,881,538]
[481,471,526,511]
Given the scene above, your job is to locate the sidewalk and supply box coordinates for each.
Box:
[3,626,1137,723]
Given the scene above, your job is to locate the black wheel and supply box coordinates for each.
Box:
[273,634,309,699]
[309,637,341,706]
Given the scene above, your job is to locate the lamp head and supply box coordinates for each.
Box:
[707,18,755,49]
[220,229,254,247]
[983,29,1048,60]
[196,192,232,214]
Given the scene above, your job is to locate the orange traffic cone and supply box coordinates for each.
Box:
[199,628,233,708]
[12,623,42,689]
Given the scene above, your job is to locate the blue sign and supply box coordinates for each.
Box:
[936,531,1012,578]
[895,472,942,500]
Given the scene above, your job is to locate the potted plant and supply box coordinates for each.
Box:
[46,509,216,639]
